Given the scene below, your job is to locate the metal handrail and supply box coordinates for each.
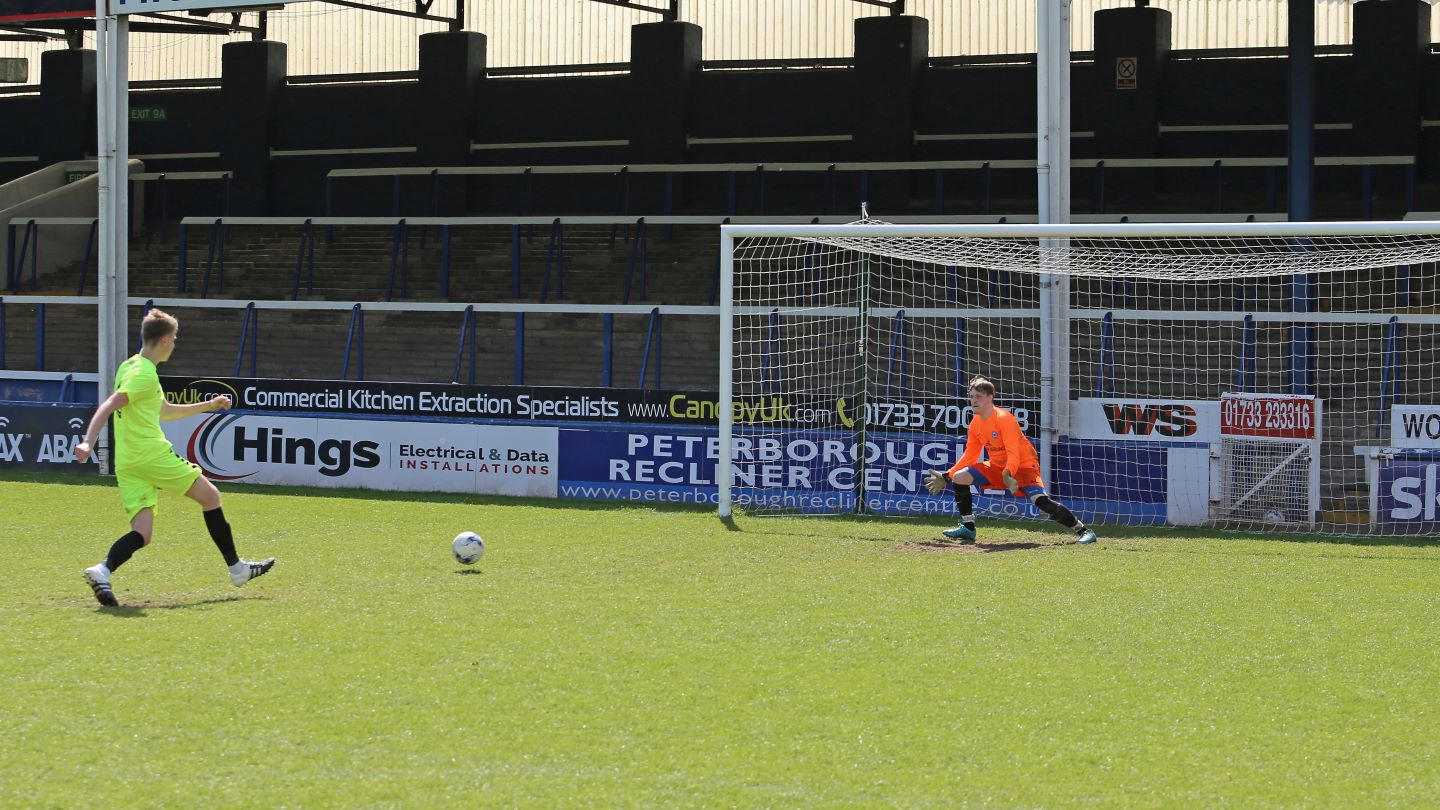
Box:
[885,309,909,398]
[33,302,44,371]
[289,219,316,301]
[602,312,614,387]
[199,218,226,298]
[540,219,565,303]
[950,315,967,400]
[758,308,780,396]
[439,225,453,300]
[452,305,477,384]
[513,312,525,385]
[385,220,410,302]
[1095,312,1115,397]
[1236,313,1258,393]
[623,218,647,304]
[233,302,258,377]
[78,219,98,295]
[636,307,663,389]
[341,303,365,380]
[8,219,37,292]
[1378,316,1402,436]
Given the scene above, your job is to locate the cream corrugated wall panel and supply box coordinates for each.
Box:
[1,0,1437,81]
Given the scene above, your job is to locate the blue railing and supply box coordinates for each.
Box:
[452,304,477,384]
[290,220,316,301]
[540,219,565,303]
[341,303,365,380]
[1094,311,1116,397]
[1235,313,1257,393]
[4,218,104,296]
[199,218,227,298]
[1378,315,1402,436]
[33,302,44,371]
[758,308,780,396]
[884,310,909,397]
[234,302,259,377]
[513,312,525,384]
[602,313,614,387]
[140,171,232,248]
[135,299,154,352]
[623,218,648,304]
[78,219,98,295]
[386,220,411,301]
[7,219,37,292]
[637,308,662,388]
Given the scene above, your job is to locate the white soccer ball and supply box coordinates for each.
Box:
[1262,509,1287,525]
[452,531,485,565]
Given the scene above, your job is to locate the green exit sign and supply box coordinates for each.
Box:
[130,106,167,123]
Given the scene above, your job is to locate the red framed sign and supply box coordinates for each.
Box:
[1220,393,1319,440]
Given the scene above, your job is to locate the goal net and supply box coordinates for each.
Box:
[718,220,1440,536]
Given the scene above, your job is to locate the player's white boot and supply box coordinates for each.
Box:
[83,564,118,607]
[1077,529,1098,545]
[230,557,276,587]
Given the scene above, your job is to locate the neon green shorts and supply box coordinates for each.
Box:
[116,453,204,521]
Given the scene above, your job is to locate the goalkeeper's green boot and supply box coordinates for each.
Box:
[942,524,977,543]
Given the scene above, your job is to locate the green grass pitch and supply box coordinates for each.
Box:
[3,471,1438,807]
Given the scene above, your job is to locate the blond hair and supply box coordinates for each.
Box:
[141,308,178,345]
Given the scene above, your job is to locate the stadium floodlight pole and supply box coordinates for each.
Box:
[113,14,129,392]
[1035,0,1073,491]
[718,229,734,519]
[95,0,129,475]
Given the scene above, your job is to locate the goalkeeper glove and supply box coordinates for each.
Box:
[1002,469,1021,496]
[924,469,949,495]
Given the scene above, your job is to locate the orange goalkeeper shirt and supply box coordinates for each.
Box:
[946,406,1038,478]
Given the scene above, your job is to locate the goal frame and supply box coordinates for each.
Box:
[717,219,1440,522]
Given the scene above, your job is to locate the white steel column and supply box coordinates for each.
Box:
[95,6,130,474]
[114,16,130,370]
[1036,0,1072,488]
[95,6,114,472]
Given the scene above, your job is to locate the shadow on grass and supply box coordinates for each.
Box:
[904,540,1050,554]
[454,568,485,576]
[95,594,257,615]
[12,471,1436,551]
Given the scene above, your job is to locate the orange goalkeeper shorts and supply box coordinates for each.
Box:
[964,461,1045,498]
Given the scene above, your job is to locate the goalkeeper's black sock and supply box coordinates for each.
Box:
[203,507,239,567]
[104,530,146,572]
[951,484,976,530]
[1034,495,1081,530]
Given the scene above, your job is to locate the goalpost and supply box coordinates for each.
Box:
[717,219,1440,537]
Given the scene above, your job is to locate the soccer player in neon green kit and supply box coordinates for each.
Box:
[74,308,274,607]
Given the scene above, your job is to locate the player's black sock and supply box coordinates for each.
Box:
[1034,495,1081,530]
[203,507,239,567]
[104,530,146,572]
[951,484,976,530]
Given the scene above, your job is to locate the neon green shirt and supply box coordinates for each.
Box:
[112,354,171,467]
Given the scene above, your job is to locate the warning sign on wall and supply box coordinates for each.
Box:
[1116,57,1138,90]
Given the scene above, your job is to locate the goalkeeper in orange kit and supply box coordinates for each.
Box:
[924,376,1097,545]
